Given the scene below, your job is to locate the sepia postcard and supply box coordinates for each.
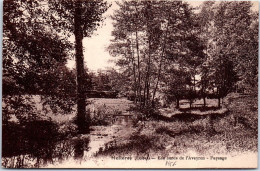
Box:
[2,0,258,168]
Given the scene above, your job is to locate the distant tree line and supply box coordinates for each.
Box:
[108,1,258,109]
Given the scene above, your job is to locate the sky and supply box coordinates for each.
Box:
[66,0,259,72]
[66,1,118,72]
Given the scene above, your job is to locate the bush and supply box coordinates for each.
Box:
[90,105,122,126]
[2,119,60,158]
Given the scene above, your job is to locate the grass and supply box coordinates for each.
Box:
[95,93,257,158]
[3,93,257,167]
[159,98,228,120]
[96,133,165,157]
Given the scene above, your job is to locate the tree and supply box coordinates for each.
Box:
[48,0,109,133]
[197,1,258,107]
[3,0,109,133]
[212,1,255,96]
[109,1,203,109]
[3,0,71,94]
[109,1,145,104]
[90,70,112,91]
[213,53,238,107]
[198,63,212,107]
[196,1,216,107]
[3,0,78,126]
[214,2,257,92]
[163,68,190,108]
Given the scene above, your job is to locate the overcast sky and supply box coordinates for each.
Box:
[66,0,259,72]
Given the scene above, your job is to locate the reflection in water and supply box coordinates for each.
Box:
[74,139,84,160]
[74,138,90,160]
[2,114,133,168]
[2,136,91,168]
[2,120,90,168]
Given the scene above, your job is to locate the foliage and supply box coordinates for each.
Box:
[198,1,258,95]
[48,0,109,133]
[109,0,204,108]
[48,0,109,37]
[3,0,76,121]
[3,0,109,133]
[2,95,37,124]
[163,68,193,108]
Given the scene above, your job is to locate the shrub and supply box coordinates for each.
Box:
[90,106,122,126]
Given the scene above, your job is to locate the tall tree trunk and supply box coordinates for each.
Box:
[193,76,196,91]
[74,1,88,134]
[135,31,141,104]
[151,58,162,103]
[144,2,152,108]
[143,81,146,107]
[133,3,141,104]
[217,87,221,108]
[189,88,193,109]
[130,39,137,103]
[203,96,206,107]
[151,16,170,103]
[133,66,137,104]
[145,43,151,107]
[176,98,180,109]
[146,75,150,105]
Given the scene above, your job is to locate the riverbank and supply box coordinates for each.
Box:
[2,94,257,168]
[96,93,257,158]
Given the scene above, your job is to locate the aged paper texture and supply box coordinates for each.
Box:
[2,0,258,168]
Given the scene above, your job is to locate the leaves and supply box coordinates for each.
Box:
[3,0,109,122]
[48,0,109,37]
[109,0,204,106]
[198,1,258,95]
